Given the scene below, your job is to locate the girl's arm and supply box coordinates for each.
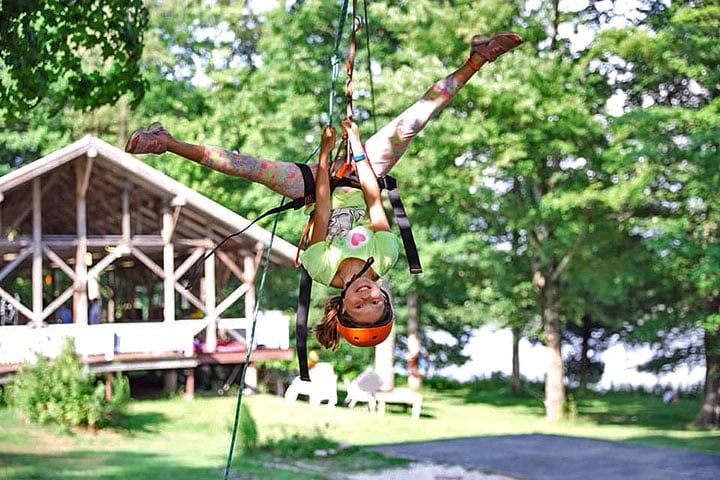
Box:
[309,126,336,245]
[342,120,391,232]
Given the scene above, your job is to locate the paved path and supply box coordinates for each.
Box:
[368,434,720,480]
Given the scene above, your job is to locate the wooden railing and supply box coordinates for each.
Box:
[0,311,290,367]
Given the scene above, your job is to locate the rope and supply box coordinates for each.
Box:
[362,0,378,132]
[328,0,352,127]
[222,2,355,477]
[222,209,280,480]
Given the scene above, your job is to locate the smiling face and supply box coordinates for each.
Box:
[341,277,387,326]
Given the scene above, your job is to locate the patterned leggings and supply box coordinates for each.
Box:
[200,74,464,199]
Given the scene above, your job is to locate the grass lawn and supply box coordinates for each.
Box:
[0,385,717,480]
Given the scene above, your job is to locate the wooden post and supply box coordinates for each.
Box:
[122,182,132,242]
[32,178,43,325]
[243,363,257,394]
[374,283,396,392]
[184,368,195,400]
[105,372,114,402]
[243,253,256,320]
[164,370,178,393]
[74,160,89,325]
[204,243,217,353]
[162,206,175,322]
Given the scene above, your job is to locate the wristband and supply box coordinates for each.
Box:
[353,154,367,162]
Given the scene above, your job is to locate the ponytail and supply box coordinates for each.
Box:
[313,295,343,351]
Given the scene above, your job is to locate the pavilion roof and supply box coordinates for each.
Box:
[0,135,298,269]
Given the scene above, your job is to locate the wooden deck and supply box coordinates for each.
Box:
[0,315,294,390]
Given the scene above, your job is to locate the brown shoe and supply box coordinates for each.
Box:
[125,122,171,154]
[471,32,524,62]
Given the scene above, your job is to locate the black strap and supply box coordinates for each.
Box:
[295,163,317,382]
[296,267,313,381]
[293,167,421,379]
[379,176,423,274]
[249,163,317,221]
[295,163,316,201]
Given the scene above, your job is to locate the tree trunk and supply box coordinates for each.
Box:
[542,279,566,422]
[374,285,396,391]
[375,326,396,391]
[407,290,422,391]
[698,327,720,429]
[511,325,522,392]
[579,314,591,391]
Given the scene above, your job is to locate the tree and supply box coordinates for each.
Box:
[0,0,148,124]
[595,0,720,428]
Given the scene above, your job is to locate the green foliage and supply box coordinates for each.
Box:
[3,0,719,425]
[261,427,338,459]
[0,0,148,123]
[238,402,258,453]
[7,337,129,429]
[591,2,720,427]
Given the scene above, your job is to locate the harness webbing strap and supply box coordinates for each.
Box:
[293,172,421,379]
[295,163,316,204]
[296,267,313,381]
[379,176,423,274]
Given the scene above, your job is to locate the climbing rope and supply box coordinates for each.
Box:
[222,1,356,478]
[362,0,378,133]
[222,208,280,480]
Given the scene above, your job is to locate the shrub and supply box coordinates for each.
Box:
[7,337,129,429]
[238,402,258,452]
[262,430,339,459]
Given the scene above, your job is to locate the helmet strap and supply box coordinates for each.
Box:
[340,256,375,300]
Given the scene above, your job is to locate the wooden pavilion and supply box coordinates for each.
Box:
[0,136,297,395]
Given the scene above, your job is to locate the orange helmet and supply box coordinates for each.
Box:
[338,289,394,347]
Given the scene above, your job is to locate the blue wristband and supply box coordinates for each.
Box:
[353,153,367,162]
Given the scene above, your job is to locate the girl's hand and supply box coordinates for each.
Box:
[320,126,336,155]
[341,119,360,140]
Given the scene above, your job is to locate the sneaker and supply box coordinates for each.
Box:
[471,32,524,62]
[125,122,171,154]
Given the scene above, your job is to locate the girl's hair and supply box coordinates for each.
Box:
[313,291,393,351]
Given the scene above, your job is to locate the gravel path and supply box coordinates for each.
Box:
[365,434,720,480]
[346,461,517,480]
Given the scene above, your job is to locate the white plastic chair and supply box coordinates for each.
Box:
[284,362,338,407]
[343,369,382,413]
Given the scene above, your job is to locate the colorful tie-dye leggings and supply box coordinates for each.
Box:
[200,74,464,199]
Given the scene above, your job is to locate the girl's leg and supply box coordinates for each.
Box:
[126,123,316,199]
[195,144,316,199]
[364,32,521,176]
[363,69,469,177]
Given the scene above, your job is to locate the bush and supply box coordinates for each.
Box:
[238,402,258,452]
[7,337,130,429]
[262,429,339,459]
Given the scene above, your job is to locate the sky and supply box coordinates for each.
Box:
[437,326,705,392]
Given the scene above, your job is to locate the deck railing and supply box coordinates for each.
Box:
[0,310,290,367]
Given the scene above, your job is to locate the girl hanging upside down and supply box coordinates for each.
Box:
[125,32,523,350]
